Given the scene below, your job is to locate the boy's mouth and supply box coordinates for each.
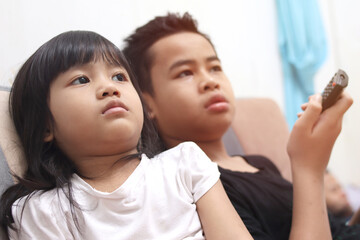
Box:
[205,94,227,108]
[204,94,229,112]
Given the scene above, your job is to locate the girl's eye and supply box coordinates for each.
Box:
[112,73,126,82]
[177,70,193,78]
[72,76,89,85]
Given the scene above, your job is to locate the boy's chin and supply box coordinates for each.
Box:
[199,122,232,139]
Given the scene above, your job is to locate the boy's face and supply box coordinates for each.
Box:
[145,32,236,147]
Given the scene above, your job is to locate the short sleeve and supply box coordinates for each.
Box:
[9,191,75,240]
[176,142,220,202]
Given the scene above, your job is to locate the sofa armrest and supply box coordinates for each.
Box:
[0,89,26,181]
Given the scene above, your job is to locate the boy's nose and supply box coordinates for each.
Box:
[200,77,220,92]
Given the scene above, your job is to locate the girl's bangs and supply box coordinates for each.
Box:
[41,31,125,83]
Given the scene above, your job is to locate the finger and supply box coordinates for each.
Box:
[294,94,322,130]
[301,102,309,111]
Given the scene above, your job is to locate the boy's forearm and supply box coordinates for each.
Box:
[289,167,331,240]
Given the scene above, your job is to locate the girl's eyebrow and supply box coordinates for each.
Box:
[169,55,221,71]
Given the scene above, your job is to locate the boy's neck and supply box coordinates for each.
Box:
[195,139,231,163]
[195,139,259,173]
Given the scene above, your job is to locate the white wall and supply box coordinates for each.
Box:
[0,0,359,185]
[316,0,360,186]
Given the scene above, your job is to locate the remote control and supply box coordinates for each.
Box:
[321,69,348,112]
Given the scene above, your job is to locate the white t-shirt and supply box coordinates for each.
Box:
[10,142,220,240]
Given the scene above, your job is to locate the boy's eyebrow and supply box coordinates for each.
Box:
[207,56,221,63]
[169,56,220,71]
[169,59,195,71]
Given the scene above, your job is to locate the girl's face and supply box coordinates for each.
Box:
[145,32,236,148]
[46,60,143,162]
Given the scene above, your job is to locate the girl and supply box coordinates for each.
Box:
[0,31,252,240]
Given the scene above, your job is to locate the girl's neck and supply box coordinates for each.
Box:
[75,150,141,192]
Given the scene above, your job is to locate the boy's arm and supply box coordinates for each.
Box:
[287,92,353,240]
[196,180,254,240]
[348,208,360,226]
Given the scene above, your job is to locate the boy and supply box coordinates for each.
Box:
[123,12,357,239]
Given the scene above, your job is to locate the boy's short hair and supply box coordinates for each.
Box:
[123,12,214,96]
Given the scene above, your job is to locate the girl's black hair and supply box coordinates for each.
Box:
[0,30,162,238]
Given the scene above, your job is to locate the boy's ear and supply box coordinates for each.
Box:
[44,127,54,142]
[142,93,157,119]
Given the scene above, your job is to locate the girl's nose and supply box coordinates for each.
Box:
[102,88,119,97]
[97,83,120,99]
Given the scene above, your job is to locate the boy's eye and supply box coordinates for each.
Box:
[177,70,193,78]
[112,73,126,82]
[210,65,222,72]
[72,76,89,85]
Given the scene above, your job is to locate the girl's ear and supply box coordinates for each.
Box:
[44,128,54,142]
[142,93,156,119]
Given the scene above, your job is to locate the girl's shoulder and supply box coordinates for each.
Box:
[152,141,213,168]
[10,187,79,239]
[147,141,219,182]
[12,187,70,220]
[14,189,58,207]
[156,141,205,159]
[147,142,219,203]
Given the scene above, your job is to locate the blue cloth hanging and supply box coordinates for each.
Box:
[275,0,328,128]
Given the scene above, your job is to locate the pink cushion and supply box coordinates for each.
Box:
[231,98,292,181]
